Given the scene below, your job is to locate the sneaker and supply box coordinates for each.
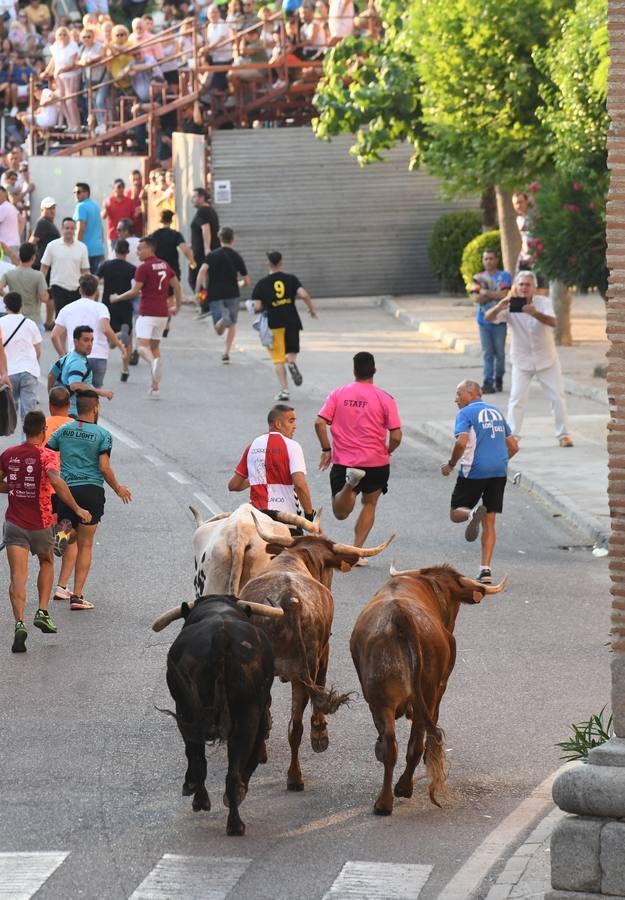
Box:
[481,383,496,394]
[222,353,230,364]
[11,620,27,653]
[53,585,71,602]
[129,349,139,366]
[495,380,503,392]
[70,594,95,610]
[477,568,492,585]
[9,106,18,118]
[559,436,574,448]
[346,467,366,489]
[215,319,226,336]
[275,389,290,401]
[465,504,487,542]
[33,609,57,634]
[151,357,162,385]
[119,323,130,348]
[195,309,212,320]
[53,519,73,557]
[120,372,129,382]
[149,387,161,400]
[288,362,303,386]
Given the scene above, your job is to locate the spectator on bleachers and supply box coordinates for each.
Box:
[128,15,147,47]
[0,0,17,27]
[205,3,234,90]
[177,17,196,68]
[8,11,35,51]
[226,0,244,32]
[121,0,148,26]
[328,0,353,44]
[77,27,108,130]
[314,0,330,40]
[107,23,133,93]
[230,22,268,88]
[257,5,276,54]
[7,50,33,116]
[41,26,81,130]
[241,0,259,30]
[51,0,82,26]
[299,2,325,58]
[269,16,301,86]
[25,0,52,32]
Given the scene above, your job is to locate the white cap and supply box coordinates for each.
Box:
[41,196,56,208]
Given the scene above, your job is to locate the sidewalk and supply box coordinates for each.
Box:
[375,292,610,544]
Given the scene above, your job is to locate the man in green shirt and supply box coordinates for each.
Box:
[0,243,53,329]
[47,391,132,610]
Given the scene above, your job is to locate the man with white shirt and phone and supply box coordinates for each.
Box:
[0,291,42,421]
[485,270,573,447]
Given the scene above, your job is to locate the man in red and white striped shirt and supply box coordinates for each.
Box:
[228,404,314,518]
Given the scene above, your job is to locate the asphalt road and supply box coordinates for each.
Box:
[0,299,610,899]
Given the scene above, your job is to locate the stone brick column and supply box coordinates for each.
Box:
[547,2,625,895]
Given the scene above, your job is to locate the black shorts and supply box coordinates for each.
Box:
[330,464,390,497]
[109,301,133,335]
[450,475,507,514]
[55,484,105,528]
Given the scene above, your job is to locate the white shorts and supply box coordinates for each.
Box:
[135,315,168,340]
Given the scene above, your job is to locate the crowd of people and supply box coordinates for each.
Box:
[0,0,382,153]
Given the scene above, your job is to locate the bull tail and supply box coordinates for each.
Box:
[393,605,448,807]
[227,535,246,597]
[167,629,232,743]
[289,597,353,715]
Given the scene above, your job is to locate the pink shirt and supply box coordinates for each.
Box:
[0,199,21,246]
[318,381,401,467]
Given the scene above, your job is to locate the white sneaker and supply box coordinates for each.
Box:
[151,357,162,384]
[53,585,71,601]
[465,504,486,542]
[9,106,18,118]
[275,389,290,401]
[149,387,160,400]
[346,467,366,488]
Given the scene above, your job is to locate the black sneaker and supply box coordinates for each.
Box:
[481,383,496,394]
[12,620,27,653]
[288,362,303,386]
[477,568,492,585]
[120,372,129,382]
[222,353,230,364]
[129,349,139,366]
[495,380,503,391]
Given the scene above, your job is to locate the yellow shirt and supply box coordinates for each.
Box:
[109,45,133,89]
[26,3,52,28]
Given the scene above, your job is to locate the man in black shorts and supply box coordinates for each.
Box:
[315,352,402,555]
[97,240,136,381]
[252,250,317,401]
[47,391,132,610]
[440,380,518,584]
[197,226,250,364]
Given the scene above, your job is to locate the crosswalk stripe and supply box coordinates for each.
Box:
[129,854,251,900]
[0,852,68,899]
[323,861,433,899]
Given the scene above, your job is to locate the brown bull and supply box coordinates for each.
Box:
[239,512,395,792]
[350,563,507,816]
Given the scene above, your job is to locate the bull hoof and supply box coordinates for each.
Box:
[227,816,245,836]
[311,732,329,753]
[287,780,304,792]
[182,781,196,796]
[373,802,393,816]
[258,741,268,765]
[394,779,413,799]
[192,791,210,812]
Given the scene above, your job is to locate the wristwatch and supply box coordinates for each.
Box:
[321,446,331,452]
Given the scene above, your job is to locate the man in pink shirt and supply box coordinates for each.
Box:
[0,185,24,253]
[315,351,402,554]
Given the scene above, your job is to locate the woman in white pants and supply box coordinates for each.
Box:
[485,270,573,447]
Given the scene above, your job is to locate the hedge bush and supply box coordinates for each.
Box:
[461,229,502,291]
[428,211,483,294]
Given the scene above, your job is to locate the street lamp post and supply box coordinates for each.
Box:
[547,2,625,895]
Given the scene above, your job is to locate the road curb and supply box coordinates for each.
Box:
[409,420,609,545]
[375,296,609,407]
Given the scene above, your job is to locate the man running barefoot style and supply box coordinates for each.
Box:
[315,352,402,559]
[109,236,181,399]
[0,409,91,653]
[252,251,317,401]
[228,403,314,519]
[47,391,132,610]
[440,380,518,584]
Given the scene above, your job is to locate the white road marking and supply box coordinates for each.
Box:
[193,492,224,516]
[99,418,142,450]
[323,861,432,899]
[144,455,164,467]
[437,764,568,900]
[129,854,251,900]
[0,851,68,899]
[167,471,192,485]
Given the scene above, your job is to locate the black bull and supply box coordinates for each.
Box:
[165,595,274,836]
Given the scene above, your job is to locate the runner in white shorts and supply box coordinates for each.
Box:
[110,236,181,399]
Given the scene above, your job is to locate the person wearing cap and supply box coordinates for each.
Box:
[101,179,137,255]
[28,197,60,270]
[252,250,317,401]
[0,185,24,256]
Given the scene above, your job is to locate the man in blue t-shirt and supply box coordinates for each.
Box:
[469,249,512,394]
[440,380,518,584]
[47,391,131,611]
[48,325,114,417]
[73,182,106,274]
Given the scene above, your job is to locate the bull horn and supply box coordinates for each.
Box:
[459,575,508,595]
[271,507,323,533]
[389,559,415,577]
[189,507,231,527]
[251,510,295,547]
[151,600,196,632]
[332,533,396,558]
[237,599,284,618]
[189,506,203,527]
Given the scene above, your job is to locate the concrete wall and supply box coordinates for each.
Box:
[29,156,145,238]
[210,128,478,297]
